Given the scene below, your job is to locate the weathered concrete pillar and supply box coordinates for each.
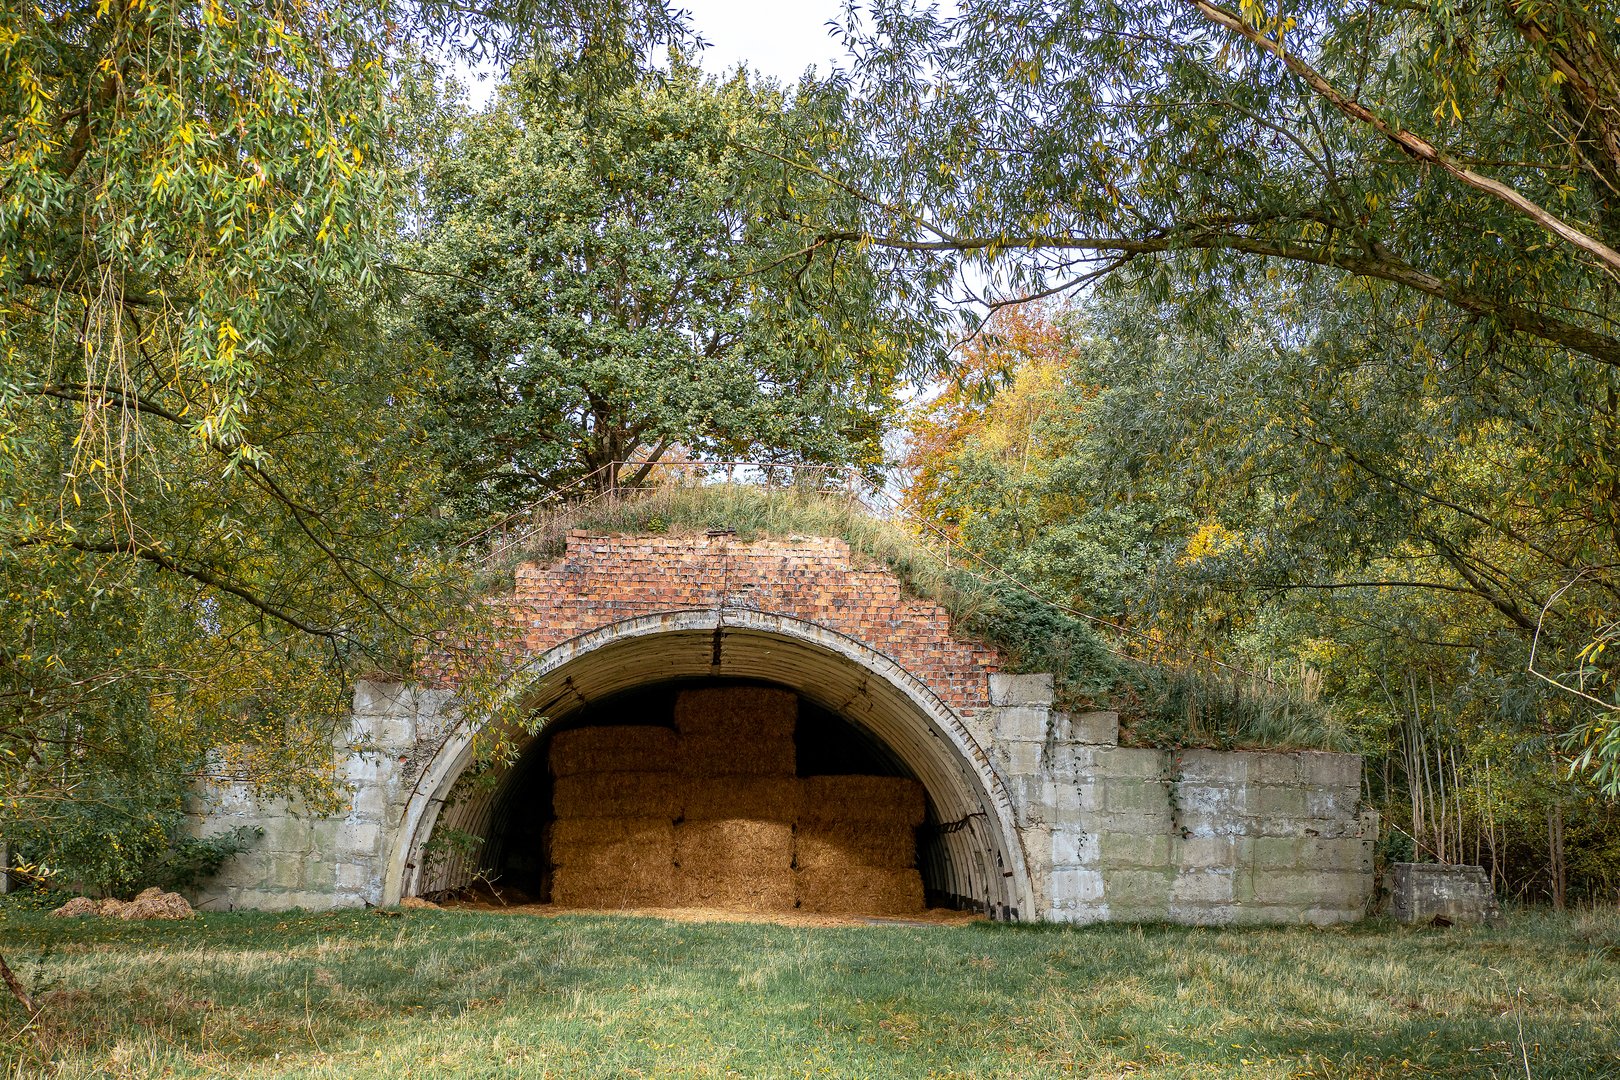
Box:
[187,680,456,912]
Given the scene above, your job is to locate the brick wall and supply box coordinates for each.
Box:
[500,531,1001,713]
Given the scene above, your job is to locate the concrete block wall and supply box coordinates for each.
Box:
[986,674,1376,925]
[187,682,451,912]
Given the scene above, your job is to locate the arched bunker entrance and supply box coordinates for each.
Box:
[393,612,1031,919]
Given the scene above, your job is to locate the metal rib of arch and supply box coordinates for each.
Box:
[387,608,1032,918]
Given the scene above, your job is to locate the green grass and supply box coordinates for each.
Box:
[3,905,1617,1078]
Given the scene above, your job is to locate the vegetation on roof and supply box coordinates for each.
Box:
[476,484,1345,752]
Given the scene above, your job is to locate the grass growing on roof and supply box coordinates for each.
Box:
[3,903,1617,1077]
[479,483,1343,751]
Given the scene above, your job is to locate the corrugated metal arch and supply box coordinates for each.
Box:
[386,607,1032,918]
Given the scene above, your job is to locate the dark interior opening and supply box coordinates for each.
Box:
[477,676,931,905]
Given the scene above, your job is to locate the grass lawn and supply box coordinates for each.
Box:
[2,904,1617,1078]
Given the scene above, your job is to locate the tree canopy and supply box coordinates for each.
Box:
[813,0,1620,782]
[0,0,683,904]
[407,56,926,511]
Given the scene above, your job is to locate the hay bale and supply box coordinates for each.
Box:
[675,819,794,868]
[682,777,802,821]
[50,896,97,918]
[552,858,675,909]
[674,686,797,740]
[677,734,796,778]
[795,866,925,916]
[673,819,796,911]
[550,727,677,777]
[795,822,917,872]
[799,776,926,827]
[550,836,671,874]
[674,867,797,911]
[552,772,680,818]
[551,816,673,849]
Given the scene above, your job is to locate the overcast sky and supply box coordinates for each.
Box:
[680,0,853,83]
[455,0,858,107]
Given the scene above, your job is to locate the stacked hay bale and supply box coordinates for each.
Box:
[549,726,679,908]
[673,687,799,912]
[795,775,927,916]
[546,688,928,918]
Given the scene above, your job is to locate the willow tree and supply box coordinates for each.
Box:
[0,0,683,1008]
[798,0,1620,787]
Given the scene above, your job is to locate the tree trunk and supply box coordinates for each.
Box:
[0,950,37,1016]
[1548,801,1567,911]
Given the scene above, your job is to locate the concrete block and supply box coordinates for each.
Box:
[1041,744,1095,781]
[1388,863,1501,925]
[1092,747,1167,780]
[1170,868,1235,905]
[1300,751,1362,789]
[1252,837,1302,869]
[995,739,1044,776]
[1305,785,1360,821]
[1051,828,1099,867]
[208,852,273,889]
[1250,785,1309,819]
[351,784,389,819]
[1095,809,1175,836]
[353,680,412,717]
[1103,778,1171,814]
[1358,809,1381,838]
[302,856,336,890]
[1298,837,1374,874]
[1050,780,1101,816]
[1099,831,1171,869]
[1058,711,1120,746]
[1175,751,1248,784]
[1174,782,1246,822]
[992,705,1050,742]
[352,713,415,749]
[1173,836,1238,870]
[1007,776,1055,824]
[262,819,315,857]
[268,855,306,890]
[988,673,1055,706]
[339,820,382,857]
[1253,870,1366,908]
[335,861,377,891]
[1101,868,1173,911]
[1049,867,1105,904]
[1252,753,1303,785]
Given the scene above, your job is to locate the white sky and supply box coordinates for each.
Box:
[679,0,853,84]
[455,1,856,108]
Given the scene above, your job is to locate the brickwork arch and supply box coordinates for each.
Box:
[387,607,1033,917]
